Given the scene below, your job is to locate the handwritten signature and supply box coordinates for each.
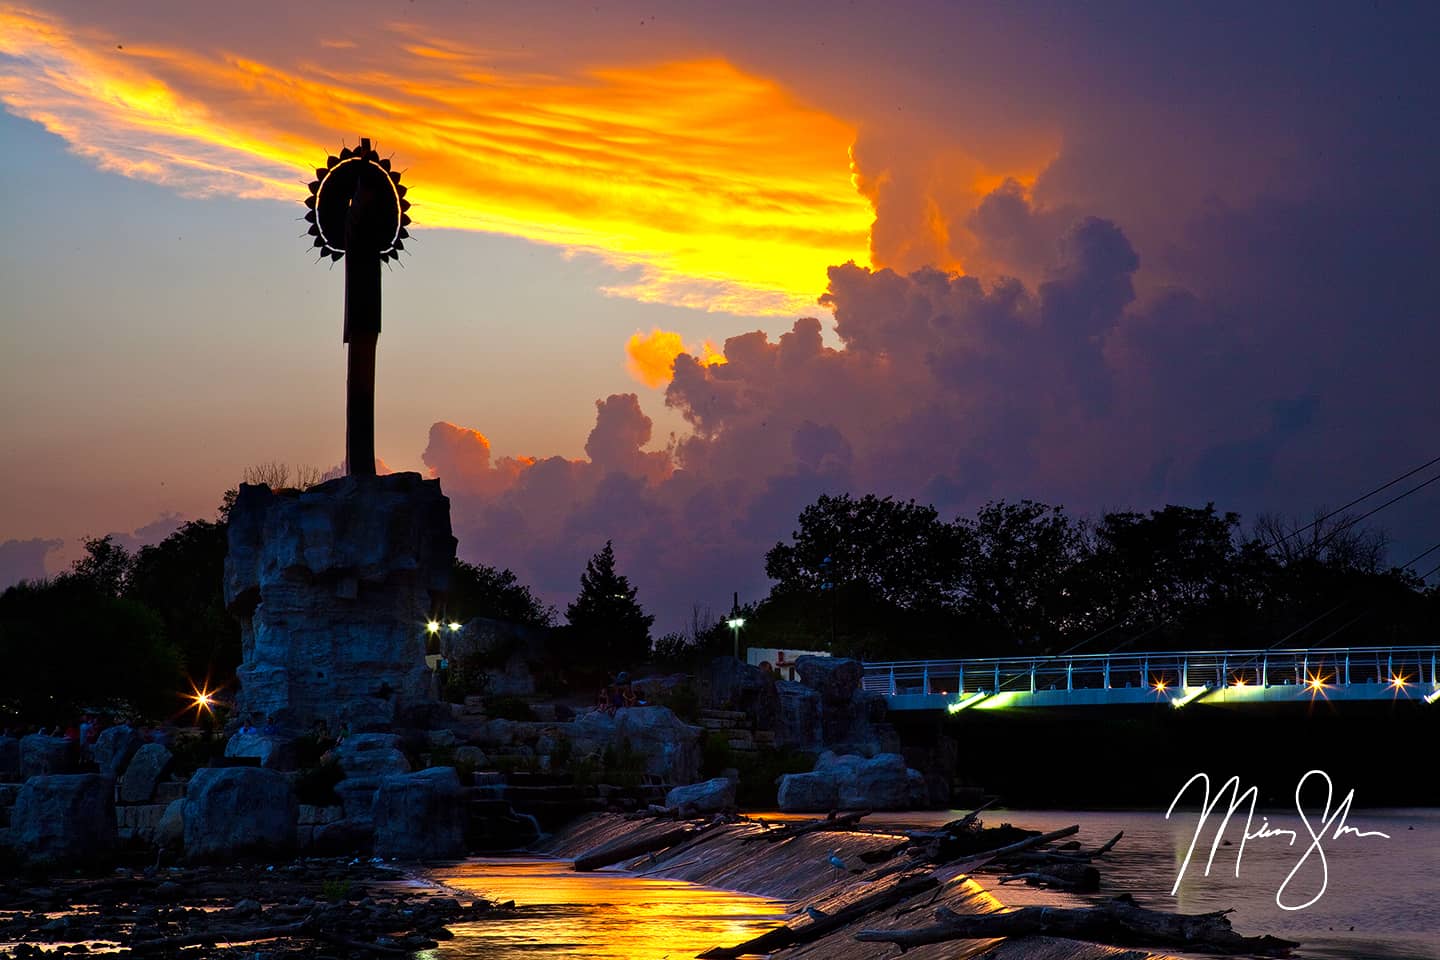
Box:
[1166,769,1390,910]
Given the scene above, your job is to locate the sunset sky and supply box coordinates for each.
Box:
[2,1,1437,627]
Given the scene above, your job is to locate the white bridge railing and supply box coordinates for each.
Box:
[862,645,1440,698]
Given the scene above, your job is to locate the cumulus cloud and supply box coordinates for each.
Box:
[103,513,188,556]
[0,538,64,590]
[624,329,726,388]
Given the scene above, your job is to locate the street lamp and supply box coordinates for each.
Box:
[728,616,746,659]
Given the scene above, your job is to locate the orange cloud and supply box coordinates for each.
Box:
[625,328,726,388]
[0,6,873,315]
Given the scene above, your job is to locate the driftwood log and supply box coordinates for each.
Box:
[856,898,1299,956]
[997,862,1101,892]
[742,809,871,844]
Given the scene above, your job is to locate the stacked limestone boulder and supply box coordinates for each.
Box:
[223,473,456,736]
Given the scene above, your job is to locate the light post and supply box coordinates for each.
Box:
[727,616,746,659]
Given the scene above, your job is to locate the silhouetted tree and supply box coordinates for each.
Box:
[765,494,963,609]
[69,535,132,598]
[448,560,555,627]
[957,500,1083,652]
[565,541,654,668]
[0,577,181,723]
[126,519,239,684]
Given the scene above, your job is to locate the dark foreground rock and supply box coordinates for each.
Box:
[8,774,115,864]
[0,858,512,959]
[18,734,72,779]
[184,767,297,861]
[373,767,465,859]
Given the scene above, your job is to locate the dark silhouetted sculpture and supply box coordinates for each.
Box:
[304,137,411,476]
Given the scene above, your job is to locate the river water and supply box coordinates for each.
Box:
[425,806,1438,960]
[423,858,787,959]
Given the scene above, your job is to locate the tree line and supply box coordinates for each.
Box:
[746,495,1435,661]
[3,484,1434,722]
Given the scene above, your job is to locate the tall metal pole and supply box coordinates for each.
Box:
[344,249,380,477]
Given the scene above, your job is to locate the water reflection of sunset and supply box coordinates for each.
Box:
[430,859,788,959]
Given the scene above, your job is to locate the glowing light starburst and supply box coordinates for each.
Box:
[186,681,217,718]
[304,138,410,262]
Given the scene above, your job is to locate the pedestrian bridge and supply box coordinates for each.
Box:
[862,645,1440,711]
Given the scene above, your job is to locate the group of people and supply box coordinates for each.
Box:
[1,715,173,760]
[594,673,645,715]
[235,714,281,737]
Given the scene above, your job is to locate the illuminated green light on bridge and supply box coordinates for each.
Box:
[1170,686,1210,709]
[972,691,1022,710]
[1425,688,1440,705]
[946,692,989,714]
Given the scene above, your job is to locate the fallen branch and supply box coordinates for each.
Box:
[855,898,1299,956]
[997,866,1100,893]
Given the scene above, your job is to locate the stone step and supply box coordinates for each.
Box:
[700,709,748,721]
[699,717,737,730]
[753,731,776,744]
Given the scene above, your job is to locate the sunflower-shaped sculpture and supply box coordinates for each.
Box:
[303,137,411,262]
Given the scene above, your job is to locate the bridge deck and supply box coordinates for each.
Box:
[862,644,1440,711]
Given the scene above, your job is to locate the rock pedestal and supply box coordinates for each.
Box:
[224,473,456,735]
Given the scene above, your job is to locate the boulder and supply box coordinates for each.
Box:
[183,767,296,861]
[701,657,778,728]
[824,690,894,755]
[119,743,174,803]
[93,726,145,780]
[665,777,735,813]
[334,779,382,824]
[0,735,19,780]
[835,752,911,809]
[156,798,185,850]
[223,733,294,770]
[612,706,701,784]
[569,710,616,759]
[777,752,921,811]
[773,681,823,750]
[223,474,455,734]
[19,734,74,779]
[10,774,115,863]
[334,733,411,779]
[795,655,863,703]
[372,767,464,860]
[776,771,839,812]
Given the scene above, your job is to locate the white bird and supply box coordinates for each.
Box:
[827,850,846,878]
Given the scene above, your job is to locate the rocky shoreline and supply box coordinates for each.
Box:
[0,857,511,957]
